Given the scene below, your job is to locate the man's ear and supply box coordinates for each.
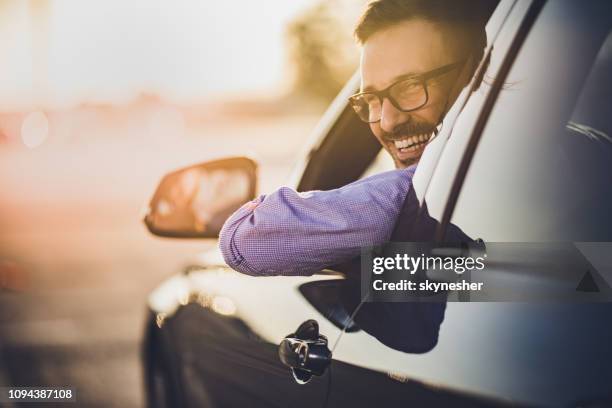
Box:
[458,54,477,91]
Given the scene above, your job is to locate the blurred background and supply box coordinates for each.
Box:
[0,0,364,405]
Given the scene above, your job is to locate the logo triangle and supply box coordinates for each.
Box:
[576,269,600,292]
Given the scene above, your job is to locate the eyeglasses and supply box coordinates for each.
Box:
[349,60,465,123]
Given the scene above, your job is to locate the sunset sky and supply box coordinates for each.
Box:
[0,0,314,111]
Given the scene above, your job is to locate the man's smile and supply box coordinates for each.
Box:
[392,132,432,151]
[386,131,433,162]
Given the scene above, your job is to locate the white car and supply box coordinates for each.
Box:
[142,1,612,407]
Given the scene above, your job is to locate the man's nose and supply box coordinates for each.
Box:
[379,98,407,134]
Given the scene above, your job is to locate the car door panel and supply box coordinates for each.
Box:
[148,266,348,407]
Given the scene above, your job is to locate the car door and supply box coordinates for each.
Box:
[327,1,612,407]
[438,0,612,404]
[329,1,612,406]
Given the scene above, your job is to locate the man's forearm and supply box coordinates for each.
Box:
[219,167,415,276]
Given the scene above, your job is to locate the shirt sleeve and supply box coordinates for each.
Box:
[218,166,416,276]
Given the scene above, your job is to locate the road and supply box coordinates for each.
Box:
[0,111,319,407]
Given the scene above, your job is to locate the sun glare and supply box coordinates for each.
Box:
[0,0,313,111]
[20,111,49,148]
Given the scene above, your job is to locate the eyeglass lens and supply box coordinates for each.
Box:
[353,79,427,123]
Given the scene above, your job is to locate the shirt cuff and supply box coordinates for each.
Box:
[218,195,265,276]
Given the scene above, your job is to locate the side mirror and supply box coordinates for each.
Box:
[144,157,257,238]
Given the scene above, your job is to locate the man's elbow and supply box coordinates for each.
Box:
[218,218,267,276]
[218,223,251,275]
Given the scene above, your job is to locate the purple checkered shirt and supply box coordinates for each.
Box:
[219,166,416,276]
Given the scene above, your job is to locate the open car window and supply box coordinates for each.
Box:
[358,147,395,179]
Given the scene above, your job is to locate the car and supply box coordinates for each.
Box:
[141,1,612,407]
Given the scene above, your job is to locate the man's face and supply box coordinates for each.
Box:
[360,19,467,168]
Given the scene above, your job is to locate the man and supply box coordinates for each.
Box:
[219,0,494,276]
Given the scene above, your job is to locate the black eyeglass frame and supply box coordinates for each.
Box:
[349,60,466,123]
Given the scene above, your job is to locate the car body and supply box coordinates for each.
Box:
[142,1,612,407]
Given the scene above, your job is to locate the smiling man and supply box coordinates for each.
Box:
[352,0,491,168]
[219,0,495,276]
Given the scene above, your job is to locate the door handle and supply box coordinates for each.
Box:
[278,319,331,384]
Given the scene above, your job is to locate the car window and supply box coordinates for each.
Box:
[359,147,395,179]
[419,0,526,224]
[296,103,381,192]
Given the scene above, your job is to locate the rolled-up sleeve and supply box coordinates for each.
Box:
[219,167,415,276]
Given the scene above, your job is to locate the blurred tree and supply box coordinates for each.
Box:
[286,0,366,104]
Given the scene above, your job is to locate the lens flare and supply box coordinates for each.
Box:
[21,111,49,148]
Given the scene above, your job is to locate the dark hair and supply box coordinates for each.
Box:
[355,0,497,68]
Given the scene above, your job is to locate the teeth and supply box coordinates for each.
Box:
[394,133,432,151]
[394,139,409,149]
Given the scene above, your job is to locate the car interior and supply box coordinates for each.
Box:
[296,104,386,192]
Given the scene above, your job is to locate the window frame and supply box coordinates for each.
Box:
[436,0,547,240]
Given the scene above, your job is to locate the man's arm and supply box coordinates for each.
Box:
[218,167,416,276]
